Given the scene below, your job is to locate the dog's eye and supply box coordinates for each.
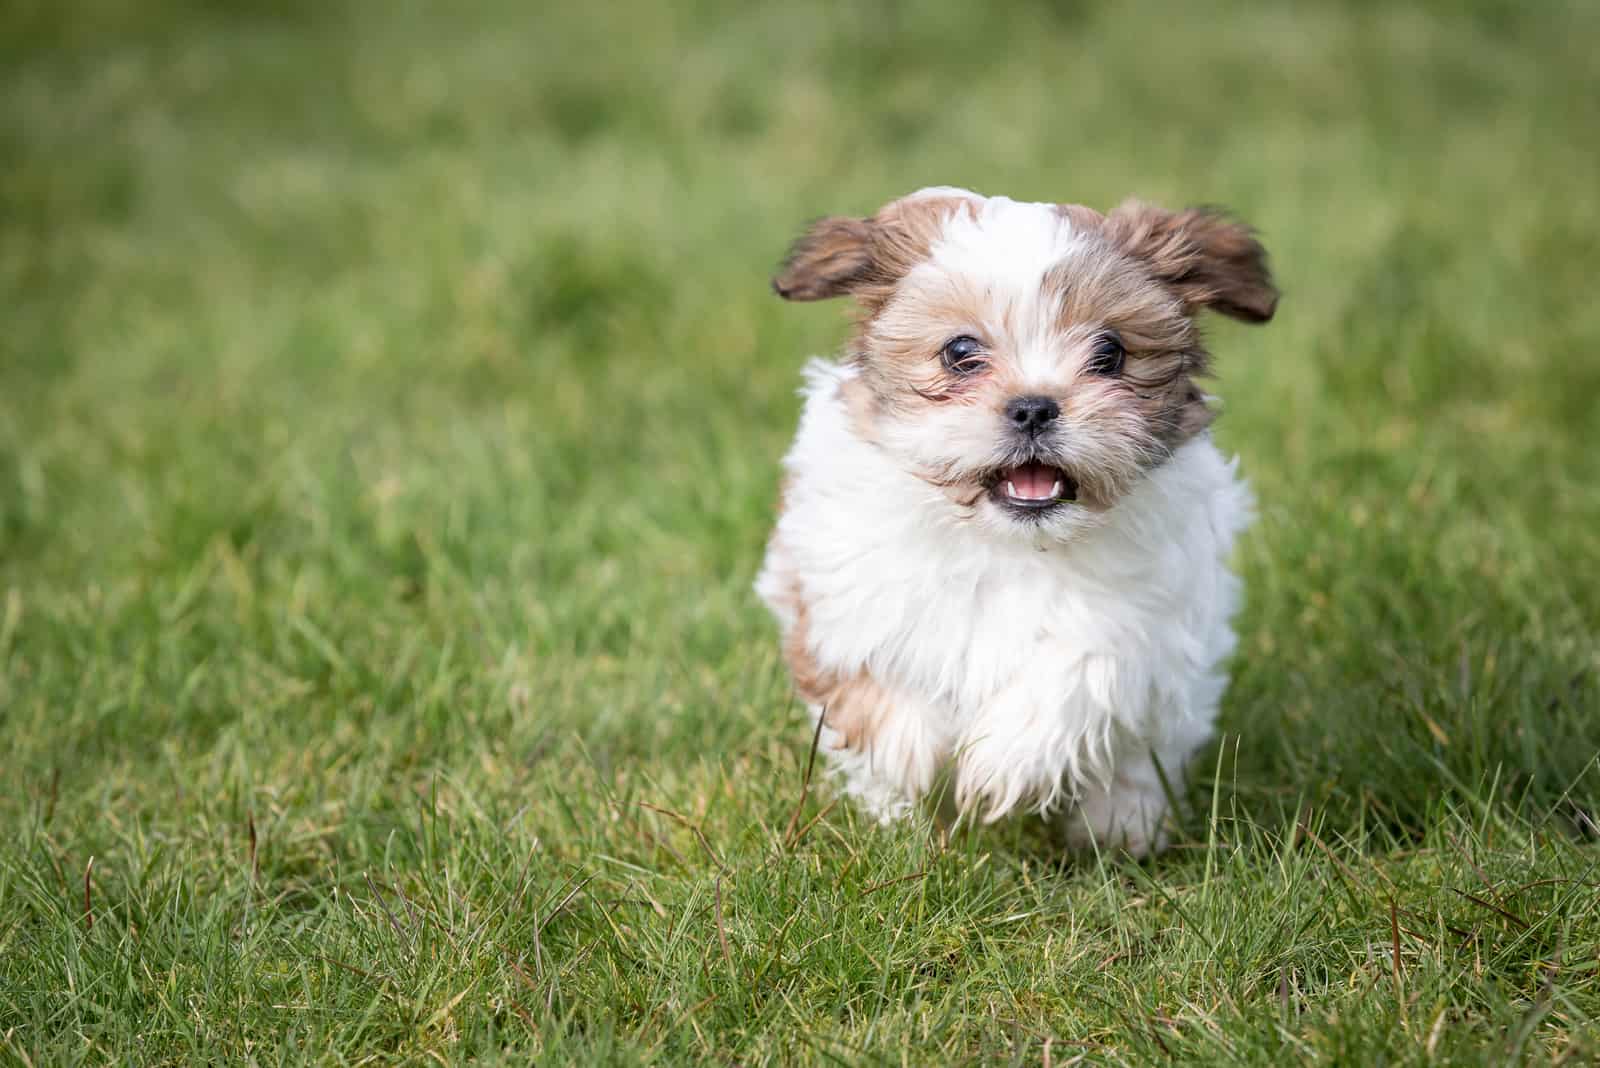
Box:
[1087,332,1125,376]
[940,335,986,375]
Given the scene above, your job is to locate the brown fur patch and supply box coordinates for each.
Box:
[859,269,997,406]
[1041,233,1211,449]
[1058,200,1278,444]
[781,581,894,752]
[771,217,875,301]
[772,194,975,312]
[1102,201,1279,323]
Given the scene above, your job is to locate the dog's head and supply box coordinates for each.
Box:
[774,187,1277,539]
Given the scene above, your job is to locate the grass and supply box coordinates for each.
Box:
[3,0,1599,1062]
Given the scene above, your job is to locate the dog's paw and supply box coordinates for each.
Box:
[1063,778,1174,859]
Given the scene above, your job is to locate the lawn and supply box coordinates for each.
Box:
[3,0,1599,1063]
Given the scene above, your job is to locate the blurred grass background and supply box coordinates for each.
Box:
[2,0,1598,1063]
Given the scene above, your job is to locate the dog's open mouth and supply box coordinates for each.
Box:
[988,462,1078,513]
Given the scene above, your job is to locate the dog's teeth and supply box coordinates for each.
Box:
[1049,480,1062,497]
[1006,480,1018,499]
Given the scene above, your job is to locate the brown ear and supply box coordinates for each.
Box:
[772,216,875,301]
[1104,201,1278,323]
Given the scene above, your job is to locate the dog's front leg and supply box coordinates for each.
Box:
[1060,715,1214,858]
[803,678,948,825]
[951,655,1206,857]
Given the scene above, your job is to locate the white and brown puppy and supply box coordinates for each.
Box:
[756,187,1277,856]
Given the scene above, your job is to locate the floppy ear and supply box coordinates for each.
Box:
[772,216,875,301]
[1104,201,1278,323]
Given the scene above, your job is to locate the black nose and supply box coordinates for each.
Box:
[1005,395,1060,436]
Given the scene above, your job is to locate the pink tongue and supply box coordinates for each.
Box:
[1008,462,1057,499]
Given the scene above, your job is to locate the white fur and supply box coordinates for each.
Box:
[756,360,1253,854]
[914,193,1092,387]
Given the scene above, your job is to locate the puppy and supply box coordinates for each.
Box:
[755,187,1277,855]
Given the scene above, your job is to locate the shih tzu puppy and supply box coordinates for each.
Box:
[756,187,1277,856]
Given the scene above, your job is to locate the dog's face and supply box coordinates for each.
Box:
[774,188,1277,540]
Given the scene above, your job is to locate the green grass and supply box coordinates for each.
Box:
[3,0,1599,1062]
